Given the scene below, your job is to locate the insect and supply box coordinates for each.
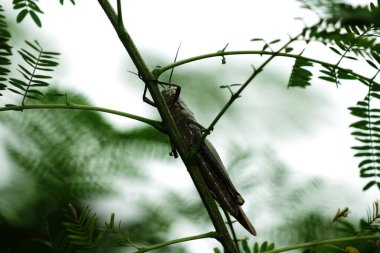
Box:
[143,81,257,236]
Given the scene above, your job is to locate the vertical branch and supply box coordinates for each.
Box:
[97,1,239,252]
[116,0,123,28]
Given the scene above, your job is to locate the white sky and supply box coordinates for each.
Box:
[1,0,379,252]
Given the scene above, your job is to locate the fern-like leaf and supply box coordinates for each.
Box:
[0,5,13,96]
[62,204,98,252]
[287,57,313,88]
[318,64,340,87]
[8,40,60,105]
[298,0,380,63]
[366,200,380,227]
[349,85,380,191]
[298,0,380,29]
[13,0,44,27]
[101,213,135,247]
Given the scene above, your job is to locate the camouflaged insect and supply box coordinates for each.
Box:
[162,87,256,236]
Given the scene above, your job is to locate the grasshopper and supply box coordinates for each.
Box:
[143,81,257,236]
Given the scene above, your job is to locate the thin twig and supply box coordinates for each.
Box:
[0,103,165,132]
[133,232,218,253]
[153,51,379,90]
[190,26,306,155]
[262,234,380,253]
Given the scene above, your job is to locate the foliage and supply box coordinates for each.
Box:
[282,0,380,190]
[287,56,313,88]
[7,40,60,105]
[13,0,75,27]
[0,4,12,96]
[349,89,380,191]
[13,0,44,27]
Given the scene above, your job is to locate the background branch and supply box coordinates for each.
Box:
[0,103,165,132]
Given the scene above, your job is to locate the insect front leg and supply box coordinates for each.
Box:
[142,80,182,158]
[142,83,156,107]
[142,80,181,107]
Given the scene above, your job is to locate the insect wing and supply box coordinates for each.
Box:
[200,139,245,205]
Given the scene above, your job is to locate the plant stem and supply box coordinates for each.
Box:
[97,1,239,252]
[262,235,380,253]
[0,103,165,132]
[190,30,302,153]
[153,50,379,89]
[133,231,218,253]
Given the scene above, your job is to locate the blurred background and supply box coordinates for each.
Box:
[0,0,379,252]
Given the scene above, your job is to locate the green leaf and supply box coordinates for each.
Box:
[16,9,28,23]
[213,248,222,253]
[254,242,259,253]
[358,159,376,168]
[371,52,380,65]
[25,40,40,52]
[366,59,378,69]
[8,88,24,95]
[20,49,38,61]
[354,152,376,157]
[371,93,380,100]
[350,120,368,129]
[319,76,336,83]
[260,241,268,252]
[27,1,44,14]
[28,89,44,96]
[288,58,313,88]
[34,75,52,79]
[361,172,377,178]
[42,51,61,56]
[242,239,250,253]
[29,11,41,27]
[18,64,32,77]
[9,78,28,87]
[363,180,376,190]
[344,55,357,61]
[262,44,269,52]
[267,243,275,251]
[39,59,59,66]
[31,80,50,87]
[13,3,27,10]
[320,70,334,76]
[285,47,293,53]
[269,39,281,44]
[329,46,342,55]
[337,70,356,80]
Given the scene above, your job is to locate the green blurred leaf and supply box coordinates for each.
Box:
[16,9,28,23]
[29,11,41,27]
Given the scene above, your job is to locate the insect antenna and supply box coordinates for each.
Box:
[165,42,182,89]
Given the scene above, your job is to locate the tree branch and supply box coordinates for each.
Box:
[97,1,239,252]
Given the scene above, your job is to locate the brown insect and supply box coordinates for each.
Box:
[144,84,256,235]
